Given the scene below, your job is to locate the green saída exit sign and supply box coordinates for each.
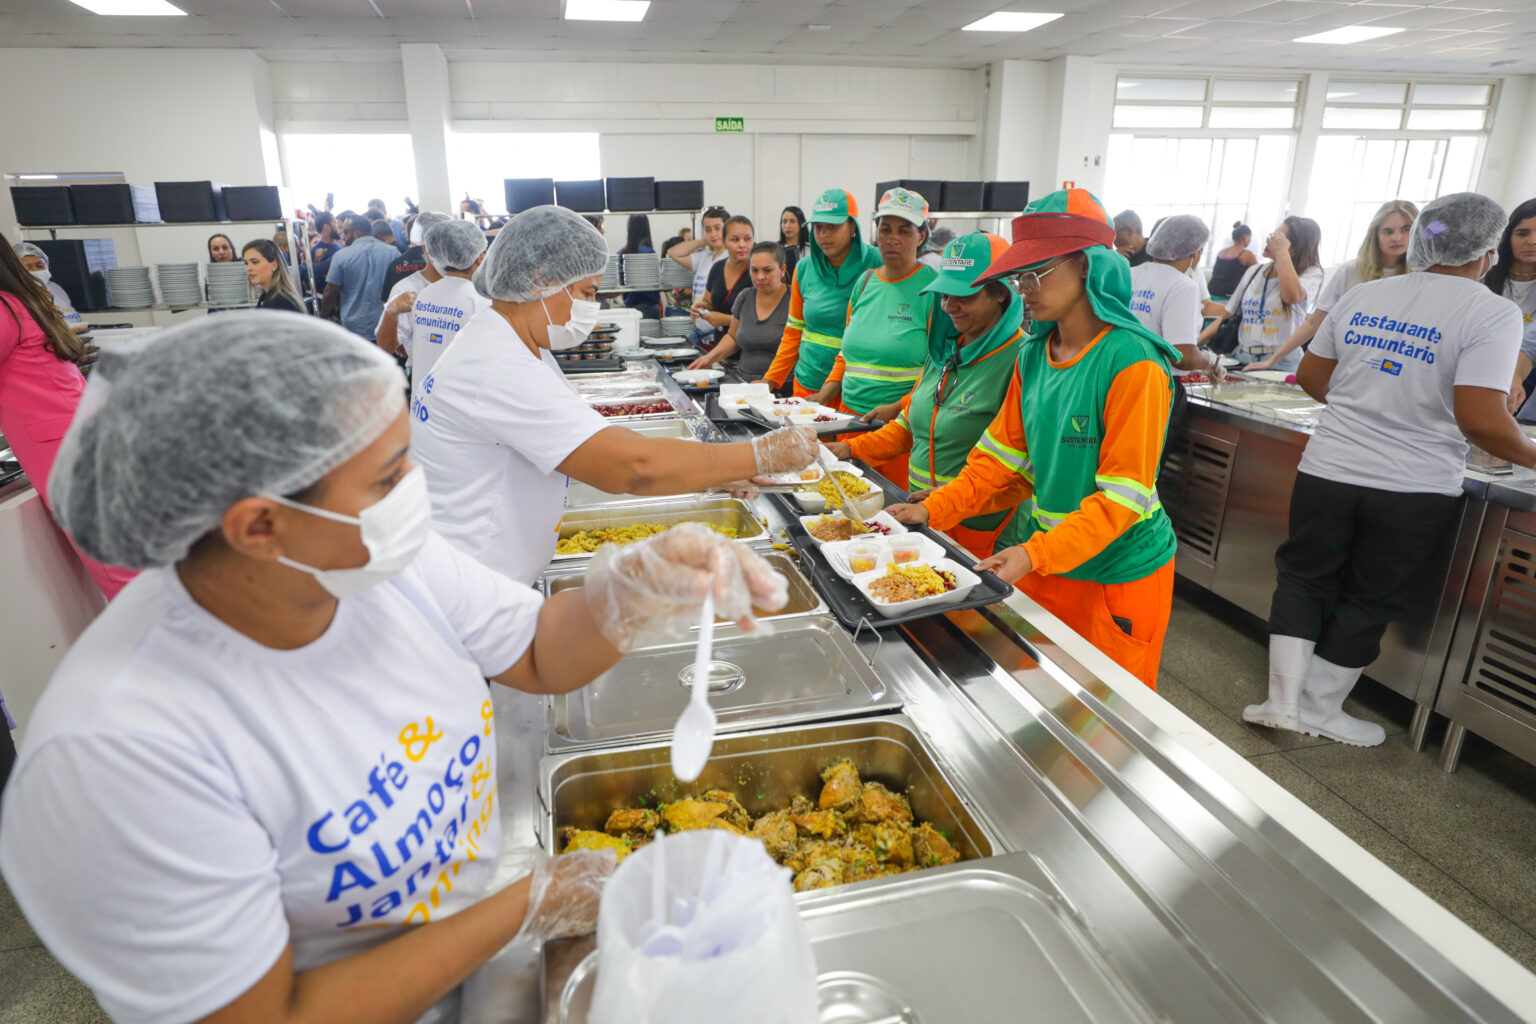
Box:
[714,116,745,133]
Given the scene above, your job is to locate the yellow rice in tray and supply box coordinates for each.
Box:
[867,563,956,603]
[555,521,738,555]
[801,471,870,507]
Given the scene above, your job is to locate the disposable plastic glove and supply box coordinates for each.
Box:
[584,522,789,652]
[750,425,819,476]
[514,847,617,944]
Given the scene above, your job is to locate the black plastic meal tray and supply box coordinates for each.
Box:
[556,357,626,373]
[768,492,1011,630]
[738,407,885,435]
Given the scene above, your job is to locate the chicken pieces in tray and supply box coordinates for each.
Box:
[559,757,963,892]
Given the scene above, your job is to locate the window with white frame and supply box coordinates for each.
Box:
[280,133,419,217]
[448,131,602,216]
[1307,80,1494,267]
[1113,76,1302,131]
[1106,76,1302,268]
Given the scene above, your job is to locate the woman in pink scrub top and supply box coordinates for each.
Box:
[0,234,135,599]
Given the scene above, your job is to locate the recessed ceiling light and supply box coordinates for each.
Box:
[963,11,1064,32]
[65,0,185,13]
[808,23,831,31]
[564,0,649,22]
[1293,25,1403,44]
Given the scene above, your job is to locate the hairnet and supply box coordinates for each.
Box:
[1407,192,1507,271]
[1114,210,1143,235]
[424,218,487,273]
[13,241,48,267]
[410,210,452,245]
[473,204,609,302]
[50,313,406,569]
[1146,215,1210,261]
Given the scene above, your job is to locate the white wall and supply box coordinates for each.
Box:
[1483,76,1536,210]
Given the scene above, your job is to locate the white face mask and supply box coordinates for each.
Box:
[266,465,432,599]
[29,268,51,285]
[540,287,601,350]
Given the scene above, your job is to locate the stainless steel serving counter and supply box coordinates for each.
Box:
[476,362,1536,1024]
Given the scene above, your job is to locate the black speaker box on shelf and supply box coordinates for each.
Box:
[605,177,656,212]
[555,180,607,213]
[154,180,228,223]
[938,181,985,212]
[35,238,113,312]
[505,178,555,214]
[983,181,1030,212]
[895,180,942,208]
[223,185,287,221]
[69,184,161,224]
[654,180,704,210]
[11,186,74,226]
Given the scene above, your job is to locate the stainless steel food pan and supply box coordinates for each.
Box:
[540,612,894,752]
[541,550,824,625]
[552,496,770,559]
[537,714,993,863]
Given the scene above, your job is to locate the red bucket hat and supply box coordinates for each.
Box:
[976,188,1117,283]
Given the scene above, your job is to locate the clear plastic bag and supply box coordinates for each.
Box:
[589,831,818,1024]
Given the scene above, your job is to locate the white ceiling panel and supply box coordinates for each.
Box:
[0,0,1528,73]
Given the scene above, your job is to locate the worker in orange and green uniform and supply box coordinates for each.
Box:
[813,187,956,490]
[887,189,1181,689]
[824,231,1026,558]
[761,188,882,399]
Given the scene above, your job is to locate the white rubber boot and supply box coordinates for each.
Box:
[1298,656,1386,747]
[1242,635,1314,732]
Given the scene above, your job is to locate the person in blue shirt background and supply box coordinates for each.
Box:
[321,214,398,341]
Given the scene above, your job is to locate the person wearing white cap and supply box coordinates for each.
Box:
[410,205,818,586]
[13,241,83,330]
[1245,193,1536,747]
[812,186,949,489]
[409,219,490,396]
[0,313,790,1024]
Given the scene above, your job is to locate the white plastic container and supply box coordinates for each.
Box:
[852,557,982,617]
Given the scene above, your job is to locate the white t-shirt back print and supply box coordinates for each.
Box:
[0,533,540,1024]
[1129,262,1201,348]
[1301,273,1522,496]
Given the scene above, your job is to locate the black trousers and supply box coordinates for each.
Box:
[0,723,15,812]
[1269,472,1460,668]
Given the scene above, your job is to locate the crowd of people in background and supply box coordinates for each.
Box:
[5,178,1536,725]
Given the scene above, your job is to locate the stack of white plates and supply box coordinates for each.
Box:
[661,316,693,338]
[621,252,661,288]
[637,318,661,338]
[601,254,621,290]
[661,258,693,290]
[157,262,202,308]
[206,262,251,307]
[106,267,154,310]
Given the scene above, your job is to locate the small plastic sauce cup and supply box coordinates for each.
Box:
[890,535,925,565]
[846,541,881,575]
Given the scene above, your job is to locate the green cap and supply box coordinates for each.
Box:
[808,188,859,225]
[921,231,1010,297]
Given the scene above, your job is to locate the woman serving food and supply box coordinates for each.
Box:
[0,314,789,1024]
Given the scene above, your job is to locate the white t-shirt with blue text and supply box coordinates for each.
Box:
[0,533,540,1024]
[1225,262,1324,354]
[1300,273,1523,495]
[410,274,490,396]
[1129,262,1201,349]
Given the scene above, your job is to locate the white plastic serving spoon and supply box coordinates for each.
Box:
[670,591,717,783]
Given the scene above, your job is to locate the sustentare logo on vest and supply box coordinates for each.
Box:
[1062,414,1099,446]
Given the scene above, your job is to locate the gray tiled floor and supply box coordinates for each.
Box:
[3,580,1535,1018]
[1162,579,1536,975]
